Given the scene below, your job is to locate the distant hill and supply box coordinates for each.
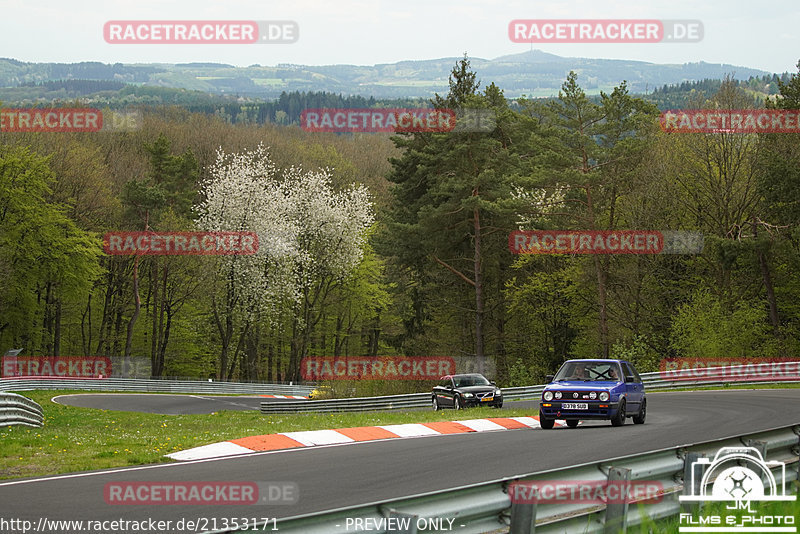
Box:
[0,51,776,101]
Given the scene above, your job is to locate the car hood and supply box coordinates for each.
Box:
[457,385,497,393]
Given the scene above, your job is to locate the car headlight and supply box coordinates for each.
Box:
[495,389,502,396]
[555,391,562,399]
[463,393,474,398]
[543,391,553,401]
[599,391,610,401]
[589,391,597,400]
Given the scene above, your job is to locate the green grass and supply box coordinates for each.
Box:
[252,78,285,86]
[0,390,537,480]
[631,492,800,533]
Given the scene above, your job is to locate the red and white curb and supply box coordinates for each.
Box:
[259,394,308,399]
[167,416,562,461]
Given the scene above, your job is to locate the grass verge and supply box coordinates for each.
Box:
[0,390,537,480]
[632,492,800,533]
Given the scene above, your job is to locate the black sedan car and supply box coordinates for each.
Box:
[432,373,503,410]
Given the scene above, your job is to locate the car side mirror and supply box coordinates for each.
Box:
[489,381,496,386]
[545,374,554,383]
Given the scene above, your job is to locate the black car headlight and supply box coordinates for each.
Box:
[463,393,474,398]
[543,391,553,401]
[495,389,502,396]
[599,391,610,401]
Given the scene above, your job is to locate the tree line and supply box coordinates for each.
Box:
[2,57,799,386]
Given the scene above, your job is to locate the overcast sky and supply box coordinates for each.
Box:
[1,0,798,74]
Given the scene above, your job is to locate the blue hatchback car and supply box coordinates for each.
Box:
[538,359,646,429]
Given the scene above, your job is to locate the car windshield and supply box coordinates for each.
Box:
[453,375,490,387]
[553,362,622,382]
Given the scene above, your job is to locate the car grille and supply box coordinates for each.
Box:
[475,391,495,400]
[556,391,597,400]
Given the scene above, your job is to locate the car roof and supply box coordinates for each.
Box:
[563,359,625,364]
[440,373,486,379]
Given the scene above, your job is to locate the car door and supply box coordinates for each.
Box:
[436,377,455,407]
[621,362,643,412]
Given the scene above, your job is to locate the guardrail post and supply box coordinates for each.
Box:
[793,428,800,495]
[386,510,418,533]
[509,496,537,534]
[681,452,706,513]
[745,440,769,488]
[604,467,630,534]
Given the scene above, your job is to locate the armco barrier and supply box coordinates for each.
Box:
[0,377,313,397]
[261,362,800,414]
[220,424,800,534]
[262,392,433,413]
[0,392,43,427]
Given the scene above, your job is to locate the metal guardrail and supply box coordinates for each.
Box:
[261,362,800,414]
[229,424,799,534]
[0,392,44,427]
[259,387,551,414]
[261,393,433,413]
[641,364,800,391]
[0,377,313,396]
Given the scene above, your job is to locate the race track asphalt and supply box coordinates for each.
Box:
[3,389,799,533]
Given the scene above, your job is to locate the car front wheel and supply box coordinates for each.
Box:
[539,415,555,429]
[633,399,646,424]
[611,399,626,427]
[432,396,439,411]
[453,396,461,410]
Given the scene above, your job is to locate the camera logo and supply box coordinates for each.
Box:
[680,447,795,503]
[679,447,796,532]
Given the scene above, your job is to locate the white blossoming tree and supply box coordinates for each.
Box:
[511,184,567,230]
[195,145,374,379]
[281,166,374,380]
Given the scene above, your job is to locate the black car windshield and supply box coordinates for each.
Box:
[453,375,491,387]
[553,362,622,382]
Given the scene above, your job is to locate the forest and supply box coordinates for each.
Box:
[2,57,799,389]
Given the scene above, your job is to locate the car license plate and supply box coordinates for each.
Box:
[480,396,493,402]
[562,402,588,410]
